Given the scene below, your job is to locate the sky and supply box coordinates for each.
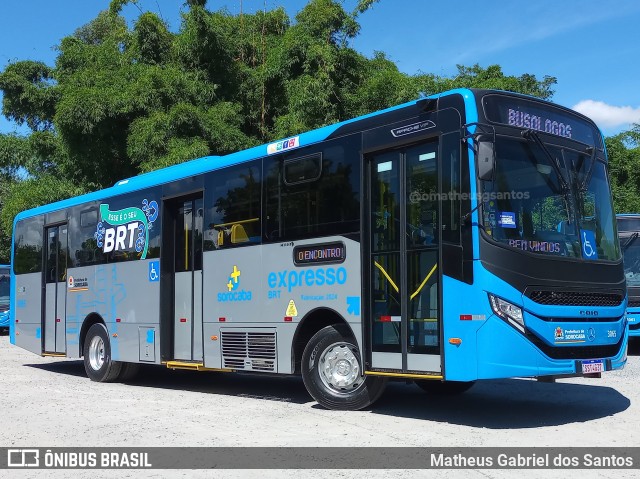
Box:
[0,0,639,137]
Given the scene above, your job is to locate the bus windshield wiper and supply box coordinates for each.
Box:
[623,232,639,252]
[579,146,597,191]
[521,129,570,193]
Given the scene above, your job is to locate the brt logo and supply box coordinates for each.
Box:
[103,222,142,253]
[95,200,158,259]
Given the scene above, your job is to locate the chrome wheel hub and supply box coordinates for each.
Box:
[319,342,363,392]
[88,336,105,371]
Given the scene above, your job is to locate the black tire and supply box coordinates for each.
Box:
[302,324,387,410]
[415,380,475,395]
[83,323,122,382]
[118,362,141,382]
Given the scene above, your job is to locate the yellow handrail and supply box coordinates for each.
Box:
[213,217,259,228]
[373,260,438,300]
[410,263,438,300]
[373,261,399,293]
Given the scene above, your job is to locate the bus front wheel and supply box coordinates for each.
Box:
[301,324,386,410]
[415,380,475,395]
[83,323,122,382]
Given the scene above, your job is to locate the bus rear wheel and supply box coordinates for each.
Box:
[302,324,386,410]
[415,380,475,395]
[83,323,122,382]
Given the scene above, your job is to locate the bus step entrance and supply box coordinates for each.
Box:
[163,361,234,373]
[165,361,204,371]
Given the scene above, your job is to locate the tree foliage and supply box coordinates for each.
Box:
[0,0,563,262]
[606,124,640,214]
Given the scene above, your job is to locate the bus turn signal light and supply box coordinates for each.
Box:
[449,338,462,345]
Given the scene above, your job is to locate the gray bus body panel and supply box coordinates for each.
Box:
[173,270,203,361]
[202,237,362,374]
[14,273,42,355]
[65,261,161,362]
[56,282,67,353]
[173,270,193,360]
[193,270,203,360]
[44,283,57,352]
[31,236,360,372]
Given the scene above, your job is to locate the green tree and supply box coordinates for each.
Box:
[606,124,640,213]
[0,61,57,131]
[419,64,556,100]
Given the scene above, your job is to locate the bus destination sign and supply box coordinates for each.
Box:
[293,242,346,266]
[483,95,598,146]
[506,108,572,139]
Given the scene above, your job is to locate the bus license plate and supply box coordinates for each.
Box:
[582,359,604,374]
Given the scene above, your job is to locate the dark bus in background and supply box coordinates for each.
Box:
[0,264,9,333]
[618,214,640,336]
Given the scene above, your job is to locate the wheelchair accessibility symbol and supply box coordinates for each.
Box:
[581,230,598,260]
[149,261,160,281]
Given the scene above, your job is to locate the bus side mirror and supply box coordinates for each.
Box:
[477,139,496,181]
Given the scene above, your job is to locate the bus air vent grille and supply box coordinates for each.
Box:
[221,329,277,372]
[628,298,640,308]
[526,290,624,307]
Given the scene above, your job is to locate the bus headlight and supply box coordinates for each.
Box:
[489,294,525,333]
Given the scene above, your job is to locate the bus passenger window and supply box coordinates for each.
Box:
[13,216,44,275]
[265,136,361,241]
[204,163,261,250]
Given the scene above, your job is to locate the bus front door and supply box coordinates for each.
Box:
[169,196,204,362]
[367,142,442,374]
[43,224,68,354]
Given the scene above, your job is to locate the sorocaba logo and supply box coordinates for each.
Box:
[218,265,252,302]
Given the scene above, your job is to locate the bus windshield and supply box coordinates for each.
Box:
[621,232,640,288]
[480,137,619,261]
[0,267,9,312]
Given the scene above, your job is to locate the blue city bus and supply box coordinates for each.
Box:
[0,264,9,333]
[617,214,640,336]
[10,89,627,410]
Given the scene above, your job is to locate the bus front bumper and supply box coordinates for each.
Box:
[473,313,627,380]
